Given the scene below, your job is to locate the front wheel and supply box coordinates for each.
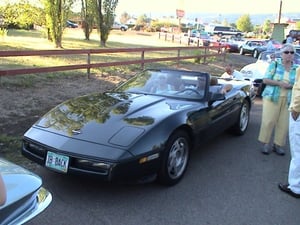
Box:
[239,47,244,55]
[253,49,259,58]
[157,130,190,186]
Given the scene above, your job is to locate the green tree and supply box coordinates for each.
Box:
[81,0,96,40]
[253,24,262,36]
[95,0,118,47]
[236,14,253,32]
[0,1,45,29]
[262,19,272,34]
[43,0,74,48]
[135,14,148,30]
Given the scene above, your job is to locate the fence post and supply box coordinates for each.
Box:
[177,49,180,67]
[204,47,207,64]
[87,51,91,79]
[141,50,145,70]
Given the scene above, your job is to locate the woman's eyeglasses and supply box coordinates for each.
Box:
[283,51,295,55]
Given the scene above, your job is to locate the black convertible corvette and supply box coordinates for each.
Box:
[22,69,253,186]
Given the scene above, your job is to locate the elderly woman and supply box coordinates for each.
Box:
[258,43,298,155]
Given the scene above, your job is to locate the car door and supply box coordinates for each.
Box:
[206,91,240,134]
[189,91,241,143]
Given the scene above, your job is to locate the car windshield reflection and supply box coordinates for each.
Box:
[114,69,210,100]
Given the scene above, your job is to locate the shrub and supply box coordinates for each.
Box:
[0,28,8,37]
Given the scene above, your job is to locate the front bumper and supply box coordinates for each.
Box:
[22,139,161,183]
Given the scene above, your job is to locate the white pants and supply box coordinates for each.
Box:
[288,113,300,194]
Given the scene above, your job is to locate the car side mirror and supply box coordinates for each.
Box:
[208,92,225,105]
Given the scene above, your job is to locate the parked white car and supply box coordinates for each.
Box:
[240,51,279,96]
[240,49,300,96]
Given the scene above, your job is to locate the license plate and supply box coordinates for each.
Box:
[45,151,69,173]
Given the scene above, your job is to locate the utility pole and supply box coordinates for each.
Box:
[272,0,286,42]
[278,0,282,23]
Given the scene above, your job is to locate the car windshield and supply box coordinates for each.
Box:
[258,51,278,61]
[251,41,266,46]
[114,69,210,100]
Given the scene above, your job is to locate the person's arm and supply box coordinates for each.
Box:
[221,84,233,93]
[263,62,293,89]
[291,69,300,120]
[0,174,7,206]
[263,78,293,89]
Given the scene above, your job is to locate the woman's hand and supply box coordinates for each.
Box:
[279,81,293,89]
[291,110,300,121]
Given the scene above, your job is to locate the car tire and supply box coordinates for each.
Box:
[253,49,259,58]
[157,130,190,186]
[230,101,250,135]
[239,48,244,55]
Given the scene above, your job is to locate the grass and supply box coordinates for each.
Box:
[0,28,215,87]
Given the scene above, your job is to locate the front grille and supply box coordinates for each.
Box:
[22,139,112,177]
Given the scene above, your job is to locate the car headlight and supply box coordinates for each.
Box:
[75,159,112,170]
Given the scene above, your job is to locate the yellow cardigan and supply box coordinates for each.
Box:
[290,67,300,113]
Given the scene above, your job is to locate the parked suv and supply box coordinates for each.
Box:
[212,26,243,37]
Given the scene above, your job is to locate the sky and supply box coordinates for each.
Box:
[116,0,300,18]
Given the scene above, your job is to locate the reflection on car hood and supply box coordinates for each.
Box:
[32,92,195,146]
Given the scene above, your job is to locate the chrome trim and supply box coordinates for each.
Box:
[6,187,52,225]
[71,129,81,135]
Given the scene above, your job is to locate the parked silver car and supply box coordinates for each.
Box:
[112,22,128,31]
[0,158,52,225]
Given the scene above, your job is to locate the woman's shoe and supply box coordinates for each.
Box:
[261,144,270,155]
[273,145,285,155]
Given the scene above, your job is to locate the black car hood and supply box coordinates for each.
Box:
[32,92,196,147]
